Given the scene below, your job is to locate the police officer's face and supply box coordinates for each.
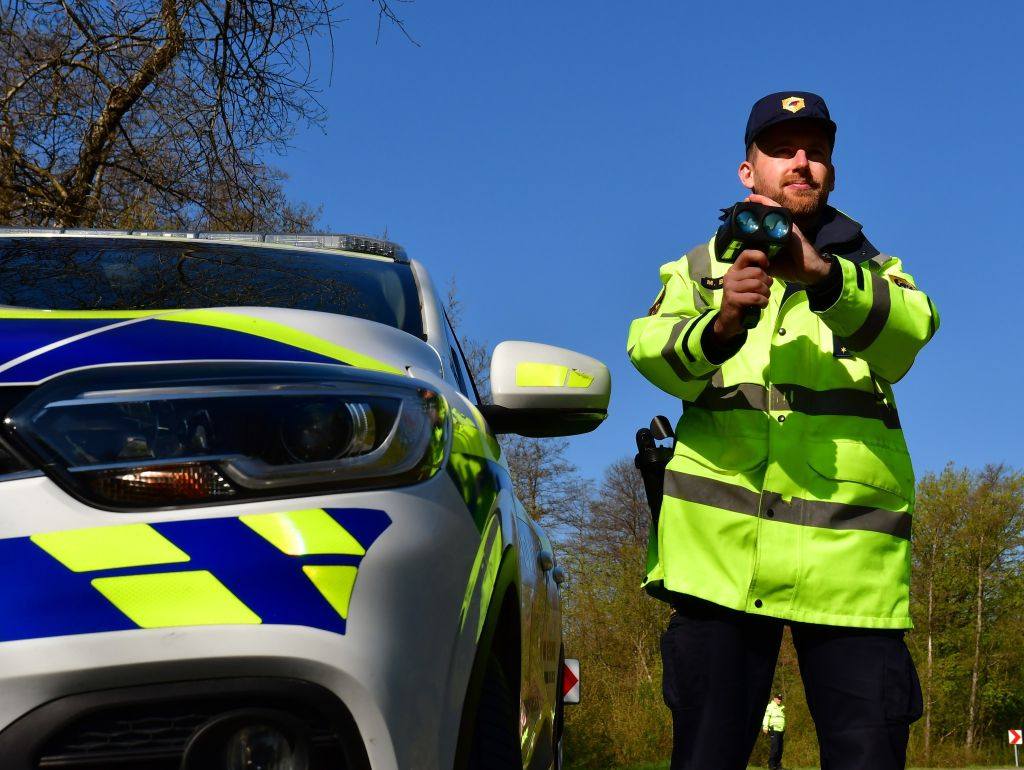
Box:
[739,122,835,219]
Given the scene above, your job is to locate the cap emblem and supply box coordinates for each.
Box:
[781,96,805,113]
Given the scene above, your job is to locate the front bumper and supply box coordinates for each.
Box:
[0,472,486,770]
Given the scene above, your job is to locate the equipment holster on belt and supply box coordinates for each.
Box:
[634,415,674,526]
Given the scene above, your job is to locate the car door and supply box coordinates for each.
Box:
[531,516,563,768]
[514,501,545,768]
[515,506,565,770]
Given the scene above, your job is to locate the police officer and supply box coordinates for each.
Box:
[627,92,936,770]
[762,693,786,770]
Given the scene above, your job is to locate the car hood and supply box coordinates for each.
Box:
[0,307,442,384]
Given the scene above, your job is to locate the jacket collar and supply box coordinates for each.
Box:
[809,206,879,263]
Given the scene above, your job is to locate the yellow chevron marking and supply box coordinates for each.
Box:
[303,565,359,619]
[32,524,189,572]
[240,509,365,556]
[92,571,261,628]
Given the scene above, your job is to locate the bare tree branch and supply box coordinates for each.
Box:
[0,0,415,229]
[373,0,418,46]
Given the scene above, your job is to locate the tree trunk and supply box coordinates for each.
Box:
[634,631,652,683]
[965,561,984,748]
[57,0,186,225]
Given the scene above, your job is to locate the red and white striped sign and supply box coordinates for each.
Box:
[562,658,580,704]
[1009,729,1022,745]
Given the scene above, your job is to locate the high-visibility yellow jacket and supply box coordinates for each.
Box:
[627,208,939,628]
[763,701,786,732]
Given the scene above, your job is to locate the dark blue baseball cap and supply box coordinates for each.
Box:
[745,91,837,149]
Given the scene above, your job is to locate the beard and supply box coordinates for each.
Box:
[755,174,831,219]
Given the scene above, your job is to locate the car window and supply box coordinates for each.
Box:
[450,322,484,403]
[442,312,472,397]
[0,237,424,338]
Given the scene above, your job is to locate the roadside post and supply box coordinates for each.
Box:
[1010,728,1022,767]
[562,659,580,705]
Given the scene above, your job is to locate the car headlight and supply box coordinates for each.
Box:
[4,362,450,509]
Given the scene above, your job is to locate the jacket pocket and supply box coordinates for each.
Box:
[806,439,914,503]
[673,426,768,476]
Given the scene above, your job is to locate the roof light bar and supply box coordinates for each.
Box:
[0,228,408,262]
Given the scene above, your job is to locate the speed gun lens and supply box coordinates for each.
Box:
[735,209,760,235]
[763,212,791,241]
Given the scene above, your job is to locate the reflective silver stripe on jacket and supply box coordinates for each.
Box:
[845,271,891,351]
[692,382,900,428]
[664,470,912,539]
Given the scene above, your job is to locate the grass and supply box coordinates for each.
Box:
[568,765,1015,770]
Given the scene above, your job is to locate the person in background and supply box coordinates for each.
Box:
[763,692,786,770]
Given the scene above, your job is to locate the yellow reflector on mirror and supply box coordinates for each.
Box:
[303,565,359,619]
[240,509,365,556]
[516,362,569,387]
[31,524,190,572]
[92,571,261,628]
[516,362,593,388]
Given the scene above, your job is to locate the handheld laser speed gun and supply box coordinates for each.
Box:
[714,202,793,329]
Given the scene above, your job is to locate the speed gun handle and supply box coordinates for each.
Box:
[714,235,785,329]
[716,234,770,330]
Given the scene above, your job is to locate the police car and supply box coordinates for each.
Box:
[0,230,610,770]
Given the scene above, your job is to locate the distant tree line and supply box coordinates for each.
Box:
[911,465,1024,764]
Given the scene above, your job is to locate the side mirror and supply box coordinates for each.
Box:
[478,341,610,438]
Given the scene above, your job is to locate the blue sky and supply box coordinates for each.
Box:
[277,1,1023,483]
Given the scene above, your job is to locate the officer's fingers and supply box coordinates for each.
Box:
[731,291,770,308]
[734,249,770,271]
[730,266,771,284]
[745,193,783,208]
[729,277,771,297]
[729,269,771,287]
[734,249,768,267]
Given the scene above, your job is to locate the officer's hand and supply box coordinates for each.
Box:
[763,728,769,735]
[744,193,831,285]
[713,249,771,341]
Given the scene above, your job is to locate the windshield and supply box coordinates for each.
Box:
[0,237,423,337]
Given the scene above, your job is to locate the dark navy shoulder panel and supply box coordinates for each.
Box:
[812,207,880,264]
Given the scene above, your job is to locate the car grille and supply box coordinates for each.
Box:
[39,705,212,767]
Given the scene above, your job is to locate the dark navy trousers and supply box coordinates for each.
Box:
[768,729,784,769]
[661,595,922,770]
